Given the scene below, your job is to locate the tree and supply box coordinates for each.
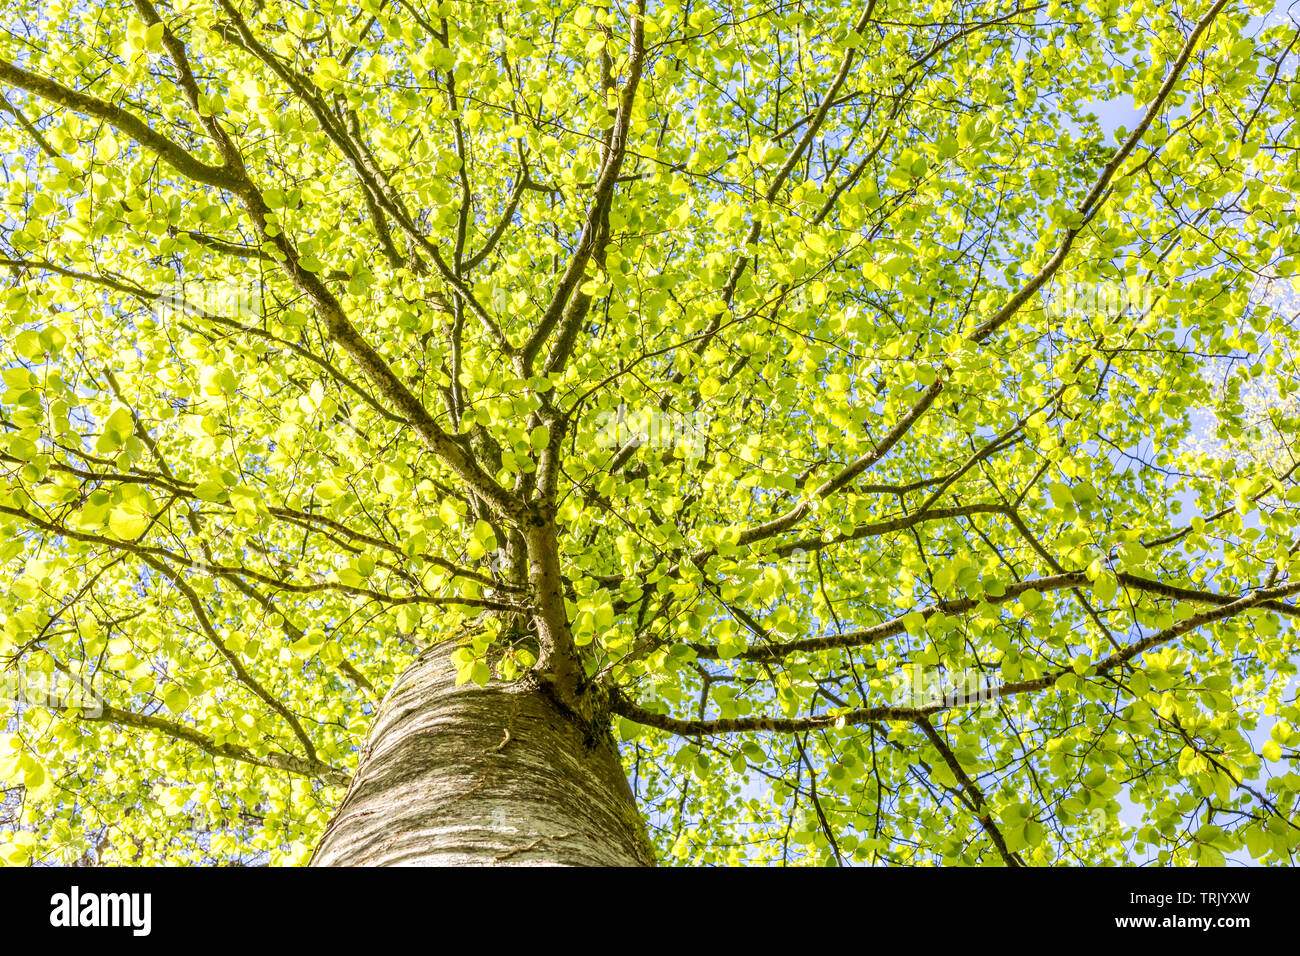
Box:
[1,0,1299,867]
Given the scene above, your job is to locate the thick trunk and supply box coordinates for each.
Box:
[310,641,655,866]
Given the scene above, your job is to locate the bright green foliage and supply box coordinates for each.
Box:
[1,0,1299,865]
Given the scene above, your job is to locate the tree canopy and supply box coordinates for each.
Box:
[2,0,1300,866]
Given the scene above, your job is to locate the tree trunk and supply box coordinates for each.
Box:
[310,641,656,866]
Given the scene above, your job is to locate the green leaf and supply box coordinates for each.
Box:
[1094,571,1118,604]
[164,688,190,714]
[316,478,346,500]
[13,329,44,359]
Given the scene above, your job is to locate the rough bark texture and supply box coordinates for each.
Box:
[310,641,656,866]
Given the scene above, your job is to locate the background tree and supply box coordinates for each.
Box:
[1,0,1299,866]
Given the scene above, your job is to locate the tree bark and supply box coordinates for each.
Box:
[310,640,655,866]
